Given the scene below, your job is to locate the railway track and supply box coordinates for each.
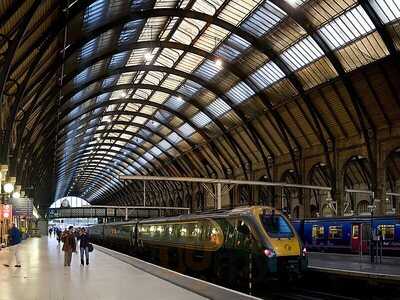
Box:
[268,288,361,300]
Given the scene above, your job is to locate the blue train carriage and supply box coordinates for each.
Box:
[292,216,400,255]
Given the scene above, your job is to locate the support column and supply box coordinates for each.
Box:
[216,183,222,209]
[375,165,386,216]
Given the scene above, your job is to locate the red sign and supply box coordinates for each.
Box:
[0,204,12,220]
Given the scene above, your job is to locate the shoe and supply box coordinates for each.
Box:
[3,264,9,267]
[86,260,89,265]
[81,259,84,265]
[14,265,21,268]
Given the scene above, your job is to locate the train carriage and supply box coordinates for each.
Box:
[90,206,307,285]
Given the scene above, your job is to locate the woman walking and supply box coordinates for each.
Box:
[78,228,90,266]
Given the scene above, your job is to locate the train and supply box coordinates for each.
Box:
[90,206,307,285]
[292,216,400,255]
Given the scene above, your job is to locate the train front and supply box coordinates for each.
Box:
[252,207,308,279]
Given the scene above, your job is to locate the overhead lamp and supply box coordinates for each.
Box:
[215,58,223,68]
[3,182,14,194]
[12,191,20,199]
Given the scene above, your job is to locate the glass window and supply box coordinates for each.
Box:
[191,111,212,127]
[312,225,324,239]
[260,214,294,238]
[352,225,359,238]
[281,36,324,71]
[328,225,343,239]
[370,0,400,24]
[249,61,285,90]
[226,81,255,104]
[178,123,196,137]
[164,96,185,110]
[378,225,395,240]
[318,6,375,50]
[206,98,231,117]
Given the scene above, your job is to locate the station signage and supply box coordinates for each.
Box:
[0,204,12,220]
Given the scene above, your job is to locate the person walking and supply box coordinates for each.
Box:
[61,226,76,267]
[78,228,90,266]
[49,227,53,237]
[3,223,22,268]
[56,227,62,245]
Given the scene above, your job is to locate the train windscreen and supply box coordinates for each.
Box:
[260,214,294,238]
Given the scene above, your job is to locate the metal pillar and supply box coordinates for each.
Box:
[216,183,221,209]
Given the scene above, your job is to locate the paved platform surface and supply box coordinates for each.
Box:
[308,252,400,281]
[0,237,208,300]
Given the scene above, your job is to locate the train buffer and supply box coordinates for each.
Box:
[308,252,400,282]
[0,236,261,300]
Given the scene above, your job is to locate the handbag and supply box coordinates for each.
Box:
[88,243,94,252]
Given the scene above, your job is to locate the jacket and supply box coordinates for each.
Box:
[61,231,76,252]
[9,227,22,246]
[78,233,90,248]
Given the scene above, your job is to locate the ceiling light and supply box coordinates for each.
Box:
[12,191,20,199]
[215,58,223,68]
[3,182,14,194]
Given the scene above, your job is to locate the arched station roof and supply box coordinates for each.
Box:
[0,0,400,209]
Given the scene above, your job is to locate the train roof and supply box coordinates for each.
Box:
[138,206,281,224]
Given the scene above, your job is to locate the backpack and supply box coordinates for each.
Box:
[88,243,94,252]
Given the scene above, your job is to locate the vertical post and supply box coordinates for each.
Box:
[143,181,146,207]
[216,183,222,209]
[125,207,128,221]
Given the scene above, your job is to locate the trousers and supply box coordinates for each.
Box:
[8,244,21,266]
[64,251,73,266]
[80,247,89,262]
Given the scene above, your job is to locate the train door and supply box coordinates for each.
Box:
[351,223,369,253]
[351,224,361,252]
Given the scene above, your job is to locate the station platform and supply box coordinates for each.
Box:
[308,252,400,281]
[0,237,258,300]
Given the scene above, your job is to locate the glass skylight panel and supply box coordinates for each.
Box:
[109,52,129,69]
[143,152,154,161]
[191,0,224,14]
[371,0,400,24]
[117,72,135,85]
[281,36,324,71]
[195,25,230,52]
[178,123,196,136]
[118,20,143,44]
[178,81,202,97]
[195,59,223,80]
[74,68,90,85]
[167,132,183,144]
[127,49,146,66]
[171,19,207,45]
[226,81,256,104]
[83,0,108,30]
[150,146,162,157]
[215,43,241,61]
[318,6,376,50]
[285,0,306,7]
[155,111,171,123]
[249,61,285,90]
[219,0,262,26]
[96,93,111,104]
[102,76,118,88]
[80,38,98,60]
[142,72,163,85]
[155,48,183,68]
[176,53,204,73]
[206,98,231,117]
[159,17,179,41]
[138,17,168,41]
[149,91,169,104]
[159,139,172,150]
[137,157,148,166]
[164,96,186,110]
[147,120,161,130]
[133,161,143,169]
[241,1,286,37]
[161,74,184,90]
[192,111,212,127]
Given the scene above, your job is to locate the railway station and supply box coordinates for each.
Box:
[0,0,399,299]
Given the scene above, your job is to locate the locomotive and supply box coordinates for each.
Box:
[90,206,307,284]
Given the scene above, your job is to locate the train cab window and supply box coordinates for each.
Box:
[235,220,251,248]
[260,212,293,238]
[312,225,324,239]
[378,225,395,240]
[328,226,342,239]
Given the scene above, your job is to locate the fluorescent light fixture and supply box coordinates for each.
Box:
[215,58,223,68]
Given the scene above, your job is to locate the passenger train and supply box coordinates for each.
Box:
[90,206,307,284]
[292,216,400,255]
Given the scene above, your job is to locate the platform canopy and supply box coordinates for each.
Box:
[0,0,399,210]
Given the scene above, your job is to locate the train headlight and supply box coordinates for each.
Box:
[263,249,276,258]
[302,247,307,256]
